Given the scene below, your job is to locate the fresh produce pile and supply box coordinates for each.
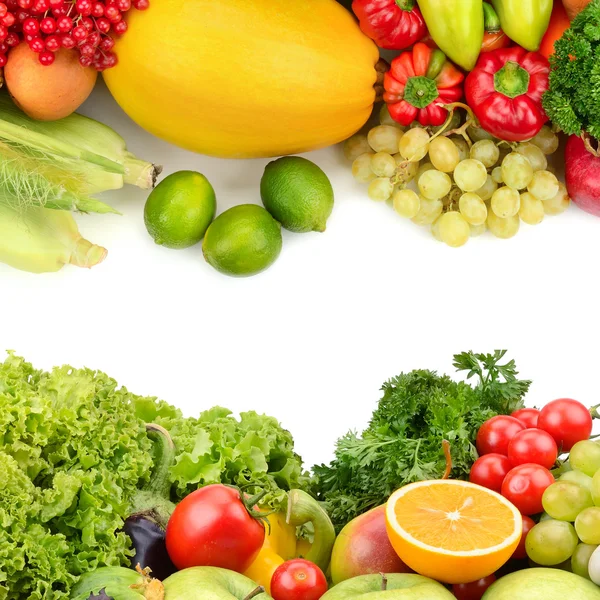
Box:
[2,0,600,274]
[4,349,600,600]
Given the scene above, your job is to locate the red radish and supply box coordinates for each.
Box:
[565,134,600,217]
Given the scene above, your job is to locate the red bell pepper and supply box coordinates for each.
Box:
[465,46,550,142]
[352,0,427,50]
[383,43,464,127]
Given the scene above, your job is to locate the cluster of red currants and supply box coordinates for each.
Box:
[0,0,147,70]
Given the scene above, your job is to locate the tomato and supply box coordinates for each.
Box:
[501,463,555,515]
[511,515,535,560]
[511,408,541,429]
[271,559,328,600]
[538,398,593,452]
[507,428,558,470]
[165,484,265,572]
[452,575,496,600]
[469,453,512,493]
[476,416,525,456]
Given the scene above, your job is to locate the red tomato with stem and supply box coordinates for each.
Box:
[476,416,525,456]
[511,515,536,560]
[508,428,558,469]
[165,484,266,572]
[469,453,512,493]
[452,575,496,600]
[511,408,541,429]
[271,559,328,600]
[538,399,593,452]
[501,463,555,515]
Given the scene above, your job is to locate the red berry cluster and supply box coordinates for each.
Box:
[0,0,147,70]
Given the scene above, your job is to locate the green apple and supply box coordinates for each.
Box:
[321,573,455,600]
[163,567,272,600]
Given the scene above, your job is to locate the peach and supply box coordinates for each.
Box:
[5,44,97,121]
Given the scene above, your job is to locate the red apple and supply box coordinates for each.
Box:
[330,505,412,584]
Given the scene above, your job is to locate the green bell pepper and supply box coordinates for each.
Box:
[417,0,484,71]
[490,0,553,51]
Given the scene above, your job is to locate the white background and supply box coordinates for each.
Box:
[2,81,599,469]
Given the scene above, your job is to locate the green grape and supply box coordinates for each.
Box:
[393,156,419,184]
[428,136,460,172]
[570,441,600,477]
[437,211,470,247]
[467,124,496,142]
[459,192,487,226]
[502,152,534,190]
[487,210,520,239]
[491,166,504,184]
[519,192,545,225]
[526,521,579,566]
[367,177,394,202]
[454,159,488,192]
[470,222,487,237]
[431,217,443,242]
[528,170,560,201]
[411,197,443,225]
[352,153,376,183]
[491,186,520,218]
[344,134,371,162]
[591,471,600,506]
[470,139,500,168]
[475,175,498,201]
[516,142,548,172]
[561,470,593,492]
[531,125,560,155]
[417,161,435,180]
[368,125,404,154]
[576,508,600,544]
[418,169,452,200]
[451,136,470,161]
[540,512,554,522]
[393,189,420,218]
[399,128,430,161]
[543,182,571,215]
[371,152,397,178]
[380,104,405,129]
[572,543,598,580]
[431,110,461,134]
[542,481,594,521]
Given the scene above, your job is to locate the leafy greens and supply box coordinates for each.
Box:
[0,353,307,599]
[311,351,530,531]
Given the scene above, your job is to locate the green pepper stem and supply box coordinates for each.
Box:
[494,61,530,99]
[286,489,336,572]
[483,2,501,34]
[395,0,415,10]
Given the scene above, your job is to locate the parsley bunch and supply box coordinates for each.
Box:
[312,351,530,531]
[543,0,600,138]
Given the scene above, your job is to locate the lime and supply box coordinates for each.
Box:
[144,170,216,249]
[202,204,282,277]
[260,156,334,232]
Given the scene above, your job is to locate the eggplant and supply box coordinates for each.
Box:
[125,424,177,581]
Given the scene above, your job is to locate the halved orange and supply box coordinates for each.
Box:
[385,479,521,584]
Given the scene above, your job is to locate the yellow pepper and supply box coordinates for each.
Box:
[243,547,284,595]
[262,511,298,560]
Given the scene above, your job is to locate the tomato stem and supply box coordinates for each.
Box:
[243,586,266,600]
[395,0,415,10]
[590,402,600,419]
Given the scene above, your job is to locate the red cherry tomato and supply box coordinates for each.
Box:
[165,484,265,572]
[501,463,555,515]
[452,575,496,600]
[538,398,593,452]
[476,416,525,456]
[511,515,536,560]
[469,453,512,493]
[507,428,558,469]
[271,559,328,600]
[511,408,541,429]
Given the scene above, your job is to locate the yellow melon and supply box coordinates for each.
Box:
[103,0,380,158]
